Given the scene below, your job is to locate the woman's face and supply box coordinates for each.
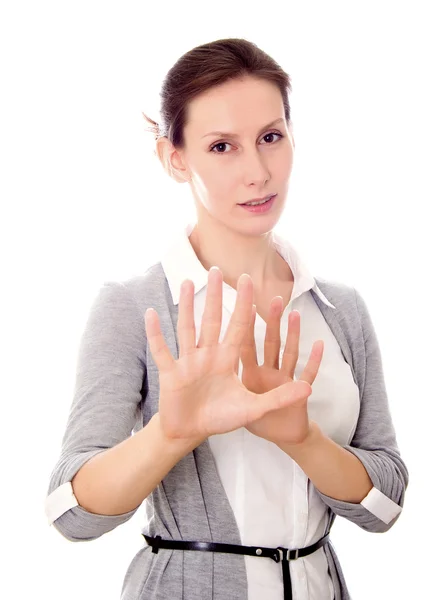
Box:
[172,75,295,236]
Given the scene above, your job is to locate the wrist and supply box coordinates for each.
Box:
[150,412,204,457]
[277,420,323,456]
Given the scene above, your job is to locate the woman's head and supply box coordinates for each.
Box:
[144,38,295,237]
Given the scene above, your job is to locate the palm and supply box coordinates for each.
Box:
[242,365,306,445]
[241,362,293,395]
[144,268,312,445]
[240,298,324,446]
[158,346,261,439]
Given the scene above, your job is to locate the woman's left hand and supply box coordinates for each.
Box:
[240,296,324,447]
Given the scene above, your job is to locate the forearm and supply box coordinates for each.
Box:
[278,421,373,503]
[71,413,199,516]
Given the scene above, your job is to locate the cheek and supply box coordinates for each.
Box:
[191,163,232,211]
[199,162,235,201]
[275,147,294,176]
[195,158,228,186]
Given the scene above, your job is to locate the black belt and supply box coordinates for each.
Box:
[142,531,330,600]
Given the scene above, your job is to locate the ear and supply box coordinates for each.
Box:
[156,137,189,183]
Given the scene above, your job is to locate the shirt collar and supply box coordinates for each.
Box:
[161,221,336,309]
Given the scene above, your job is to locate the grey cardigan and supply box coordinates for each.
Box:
[46,261,409,600]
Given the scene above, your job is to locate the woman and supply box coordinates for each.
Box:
[45,38,408,599]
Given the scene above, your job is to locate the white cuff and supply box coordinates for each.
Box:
[45,481,79,525]
[360,486,402,524]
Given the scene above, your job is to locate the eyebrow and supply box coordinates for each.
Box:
[202,117,285,139]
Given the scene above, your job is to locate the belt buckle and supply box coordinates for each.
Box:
[276,547,299,562]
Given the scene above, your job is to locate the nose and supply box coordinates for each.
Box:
[242,147,271,186]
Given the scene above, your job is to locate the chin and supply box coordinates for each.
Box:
[232,214,282,236]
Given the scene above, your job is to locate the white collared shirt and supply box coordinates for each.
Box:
[160,222,362,600]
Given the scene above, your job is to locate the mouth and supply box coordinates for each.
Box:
[239,194,276,207]
[238,194,277,214]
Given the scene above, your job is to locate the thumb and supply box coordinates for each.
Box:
[248,379,312,422]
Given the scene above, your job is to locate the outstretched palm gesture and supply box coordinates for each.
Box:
[144,267,313,446]
[240,297,324,446]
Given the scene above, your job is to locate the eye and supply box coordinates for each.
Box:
[261,132,283,145]
[209,131,284,154]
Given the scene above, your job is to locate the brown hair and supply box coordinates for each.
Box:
[142,37,292,150]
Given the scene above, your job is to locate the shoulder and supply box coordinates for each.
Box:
[313,275,358,310]
[111,261,171,315]
[86,261,169,323]
[313,275,376,344]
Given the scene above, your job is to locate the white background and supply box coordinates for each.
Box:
[1,1,442,598]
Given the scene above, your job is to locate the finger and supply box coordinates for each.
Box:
[244,379,312,423]
[239,304,258,368]
[177,279,196,357]
[145,308,175,373]
[263,296,283,369]
[298,340,324,385]
[222,273,253,348]
[280,310,300,378]
[197,266,223,347]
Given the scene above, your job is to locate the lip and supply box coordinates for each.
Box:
[239,193,276,205]
[238,194,277,214]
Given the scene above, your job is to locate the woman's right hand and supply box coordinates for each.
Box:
[144,266,312,446]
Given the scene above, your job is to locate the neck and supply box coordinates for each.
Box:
[188,219,289,294]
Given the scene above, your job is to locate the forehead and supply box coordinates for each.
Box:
[185,77,284,133]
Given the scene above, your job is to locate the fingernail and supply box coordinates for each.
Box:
[209,265,220,271]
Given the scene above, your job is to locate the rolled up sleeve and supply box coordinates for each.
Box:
[317,287,409,533]
[45,281,147,541]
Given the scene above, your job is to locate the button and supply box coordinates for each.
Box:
[256,548,262,556]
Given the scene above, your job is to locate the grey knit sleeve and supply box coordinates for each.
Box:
[316,287,409,533]
[45,281,147,541]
